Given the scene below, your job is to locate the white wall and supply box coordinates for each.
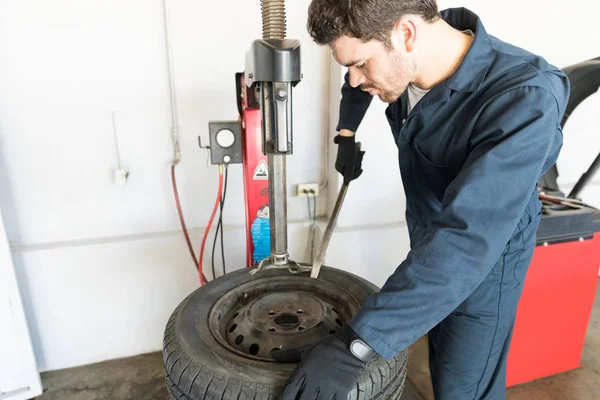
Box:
[0,204,42,399]
[0,0,598,372]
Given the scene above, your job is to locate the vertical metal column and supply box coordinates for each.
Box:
[268,154,288,264]
[261,79,292,265]
[245,0,301,268]
[262,0,292,266]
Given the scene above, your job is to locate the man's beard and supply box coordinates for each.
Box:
[362,50,415,103]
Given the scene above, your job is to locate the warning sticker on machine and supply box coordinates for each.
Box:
[253,160,268,180]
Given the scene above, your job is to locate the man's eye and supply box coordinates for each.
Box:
[354,60,366,69]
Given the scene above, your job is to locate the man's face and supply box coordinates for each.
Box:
[330,35,416,103]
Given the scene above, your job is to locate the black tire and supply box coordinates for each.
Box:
[162,266,407,400]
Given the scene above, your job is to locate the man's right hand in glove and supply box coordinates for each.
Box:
[334,129,365,184]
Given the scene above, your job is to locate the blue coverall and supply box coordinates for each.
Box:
[341,8,570,399]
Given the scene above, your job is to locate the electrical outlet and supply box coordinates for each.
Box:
[297,183,319,197]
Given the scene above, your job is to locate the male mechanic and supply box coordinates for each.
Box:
[275,1,570,399]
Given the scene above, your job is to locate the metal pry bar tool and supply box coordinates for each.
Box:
[310,181,349,278]
[310,140,363,279]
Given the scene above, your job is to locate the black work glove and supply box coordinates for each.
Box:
[273,326,372,400]
[334,134,365,184]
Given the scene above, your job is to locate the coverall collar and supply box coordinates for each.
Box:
[440,7,492,92]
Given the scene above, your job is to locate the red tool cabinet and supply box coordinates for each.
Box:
[506,207,600,386]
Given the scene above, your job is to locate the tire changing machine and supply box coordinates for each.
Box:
[204,1,421,398]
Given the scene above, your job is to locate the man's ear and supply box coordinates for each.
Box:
[390,17,416,53]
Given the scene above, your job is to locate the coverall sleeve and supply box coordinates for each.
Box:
[336,70,373,132]
[348,85,564,359]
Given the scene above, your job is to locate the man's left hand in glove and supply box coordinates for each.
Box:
[272,325,376,399]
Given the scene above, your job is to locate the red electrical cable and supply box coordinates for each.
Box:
[171,165,198,263]
[171,164,208,283]
[198,165,224,285]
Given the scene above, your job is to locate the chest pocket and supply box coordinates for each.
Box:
[412,144,456,202]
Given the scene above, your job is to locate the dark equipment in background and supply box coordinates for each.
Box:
[538,56,600,199]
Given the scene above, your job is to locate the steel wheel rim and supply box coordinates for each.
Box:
[207,275,361,362]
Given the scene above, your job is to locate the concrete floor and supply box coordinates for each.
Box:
[37,352,167,400]
[36,283,599,400]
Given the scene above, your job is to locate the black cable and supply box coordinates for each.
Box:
[211,203,219,280]
[211,164,229,280]
[220,165,229,275]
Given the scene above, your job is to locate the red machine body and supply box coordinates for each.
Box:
[506,219,600,386]
[238,75,269,268]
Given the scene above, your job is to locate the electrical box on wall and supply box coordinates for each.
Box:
[207,121,243,165]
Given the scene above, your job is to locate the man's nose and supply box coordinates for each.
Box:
[348,67,366,88]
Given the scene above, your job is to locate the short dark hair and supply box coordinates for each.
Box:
[307,0,440,47]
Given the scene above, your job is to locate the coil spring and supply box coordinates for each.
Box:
[261,0,286,39]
